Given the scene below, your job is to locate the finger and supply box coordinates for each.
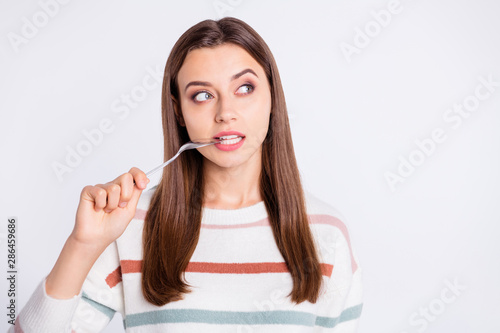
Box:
[82,186,108,212]
[113,173,134,208]
[127,174,149,210]
[98,183,121,213]
[129,167,150,189]
[127,181,145,211]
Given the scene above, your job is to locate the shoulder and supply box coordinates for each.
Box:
[303,189,346,221]
[304,190,359,269]
[303,189,353,242]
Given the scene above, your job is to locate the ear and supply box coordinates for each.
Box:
[171,94,185,127]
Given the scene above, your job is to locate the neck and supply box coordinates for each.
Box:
[202,150,263,210]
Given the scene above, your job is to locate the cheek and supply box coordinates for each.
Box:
[248,102,271,144]
[184,116,205,136]
[255,115,271,142]
[257,95,272,134]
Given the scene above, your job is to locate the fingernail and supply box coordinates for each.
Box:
[139,181,146,188]
[119,202,127,208]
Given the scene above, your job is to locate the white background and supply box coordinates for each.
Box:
[1,0,499,332]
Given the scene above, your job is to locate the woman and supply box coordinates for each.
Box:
[12,17,362,332]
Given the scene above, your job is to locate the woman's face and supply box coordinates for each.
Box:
[176,43,272,169]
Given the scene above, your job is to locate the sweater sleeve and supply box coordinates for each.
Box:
[324,223,363,332]
[9,241,125,333]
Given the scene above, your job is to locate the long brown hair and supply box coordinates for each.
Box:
[142,17,322,306]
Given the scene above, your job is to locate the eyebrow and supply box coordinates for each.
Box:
[184,68,258,93]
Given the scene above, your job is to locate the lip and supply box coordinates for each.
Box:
[213,130,246,139]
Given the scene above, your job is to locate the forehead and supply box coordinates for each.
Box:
[178,43,264,82]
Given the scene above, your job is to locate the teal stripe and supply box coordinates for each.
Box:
[82,291,116,320]
[316,303,363,327]
[125,303,362,328]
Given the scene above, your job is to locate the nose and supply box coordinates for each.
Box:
[215,95,237,123]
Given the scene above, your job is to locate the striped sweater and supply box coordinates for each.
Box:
[11,187,363,332]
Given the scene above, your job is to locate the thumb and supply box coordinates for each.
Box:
[127,183,147,213]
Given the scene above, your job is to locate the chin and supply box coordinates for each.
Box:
[203,154,247,168]
[215,159,247,169]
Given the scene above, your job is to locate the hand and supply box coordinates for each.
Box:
[70,167,150,251]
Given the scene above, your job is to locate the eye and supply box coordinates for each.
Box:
[193,91,213,102]
[236,84,254,95]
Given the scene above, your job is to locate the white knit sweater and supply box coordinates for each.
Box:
[10,187,363,332]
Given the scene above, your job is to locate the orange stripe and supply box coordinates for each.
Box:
[321,263,334,277]
[105,260,333,288]
[186,262,290,274]
[105,265,122,288]
[121,259,142,273]
[188,262,330,277]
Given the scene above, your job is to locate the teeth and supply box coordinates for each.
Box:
[219,137,243,145]
[219,135,239,140]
